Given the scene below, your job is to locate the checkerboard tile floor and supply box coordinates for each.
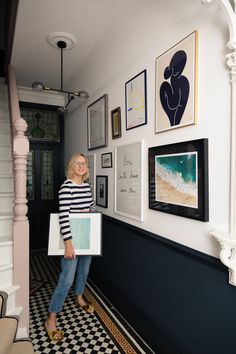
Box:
[29,250,154,354]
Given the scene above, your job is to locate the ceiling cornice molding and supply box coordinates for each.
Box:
[17,86,65,106]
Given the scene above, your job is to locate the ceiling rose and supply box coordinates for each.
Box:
[47,32,78,50]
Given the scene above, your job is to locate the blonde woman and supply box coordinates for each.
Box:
[45,153,95,341]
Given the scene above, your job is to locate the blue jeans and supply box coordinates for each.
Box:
[48,255,92,313]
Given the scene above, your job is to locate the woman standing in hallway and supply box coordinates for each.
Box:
[45,153,95,341]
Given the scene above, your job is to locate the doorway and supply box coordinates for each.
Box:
[20,102,64,250]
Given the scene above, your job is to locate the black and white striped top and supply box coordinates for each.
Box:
[59,179,95,241]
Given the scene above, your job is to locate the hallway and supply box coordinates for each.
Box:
[29,250,154,354]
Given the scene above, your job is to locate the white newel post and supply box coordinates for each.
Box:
[202,0,236,285]
[8,65,30,329]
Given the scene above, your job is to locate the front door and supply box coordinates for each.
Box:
[20,103,64,250]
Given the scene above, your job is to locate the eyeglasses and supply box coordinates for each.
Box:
[74,161,87,167]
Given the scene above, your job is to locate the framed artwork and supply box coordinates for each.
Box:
[86,154,96,198]
[101,152,112,168]
[125,69,147,130]
[148,138,209,221]
[87,94,108,150]
[48,212,102,255]
[115,140,143,221]
[155,31,198,133]
[111,107,122,139]
[96,175,108,208]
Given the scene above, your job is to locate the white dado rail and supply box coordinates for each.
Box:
[203,0,236,285]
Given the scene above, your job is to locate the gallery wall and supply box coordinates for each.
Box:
[64,0,230,258]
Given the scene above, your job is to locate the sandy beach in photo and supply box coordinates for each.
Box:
[156,176,197,207]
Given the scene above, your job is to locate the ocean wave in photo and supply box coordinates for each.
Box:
[155,153,197,198]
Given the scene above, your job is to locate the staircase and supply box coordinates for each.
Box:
[0,291,34,354]
[0,79,25,337]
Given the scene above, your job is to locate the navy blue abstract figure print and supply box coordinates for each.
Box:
[159,50,189,126]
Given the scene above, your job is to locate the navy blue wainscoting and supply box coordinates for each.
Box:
[90,215,236,354]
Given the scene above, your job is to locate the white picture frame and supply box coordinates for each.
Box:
[114,140,144,221]
[86,153,96,199]
[87,94,108,150]
[48,212,102,255]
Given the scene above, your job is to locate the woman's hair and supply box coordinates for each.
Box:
[66,153,89,181]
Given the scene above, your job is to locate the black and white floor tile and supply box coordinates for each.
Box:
[29,250,155,354]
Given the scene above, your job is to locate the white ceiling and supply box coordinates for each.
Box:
[11,0,141,91]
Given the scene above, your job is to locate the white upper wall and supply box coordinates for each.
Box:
[64,0,230,258]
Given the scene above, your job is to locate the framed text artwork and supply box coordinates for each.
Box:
[115,140,144,221]
[155,31,198,133]
[148,138,209,221]
[125,70,147,130]
[87,94,108,150]
[48,213,102,255]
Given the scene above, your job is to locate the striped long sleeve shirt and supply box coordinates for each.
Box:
[59,179,95,241]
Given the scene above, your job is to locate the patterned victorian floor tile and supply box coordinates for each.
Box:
[29,250,155,354]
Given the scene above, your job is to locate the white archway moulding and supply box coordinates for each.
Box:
[202,0,236,285]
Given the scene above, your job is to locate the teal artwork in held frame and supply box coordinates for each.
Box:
[70,218,91,249]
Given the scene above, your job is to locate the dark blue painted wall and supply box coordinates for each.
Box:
[90,215,236,354]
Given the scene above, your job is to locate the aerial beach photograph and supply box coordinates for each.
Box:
[155,152,198,208]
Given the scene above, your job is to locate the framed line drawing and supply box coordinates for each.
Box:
[155,31,198,133]
[96,175,108,208]
[86,154,96,198]
[48,212,102,255]
[101,152,112,168]
[125,69,147,130]
[115,140,144,221]
[148,138,209,221]
[87,94,108,150]
[111,107,122,139]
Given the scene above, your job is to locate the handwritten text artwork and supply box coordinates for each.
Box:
[115,141,143,221]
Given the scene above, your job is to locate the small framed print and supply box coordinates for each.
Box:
[101,152,112,168]
[111,107,122,139]
[96,175,108,208]
[125,69,147,130]
[87,94,108,150]
[48,212,102,255]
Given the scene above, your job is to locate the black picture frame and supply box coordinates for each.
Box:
[101,152,112,168]
[125,69,147,130]
[96,175,108,208]
[148,138,209,221]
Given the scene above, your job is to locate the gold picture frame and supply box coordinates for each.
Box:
[111,107,122,139]
[155,31,198,133]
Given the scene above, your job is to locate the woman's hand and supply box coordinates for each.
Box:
[64,240,76,259]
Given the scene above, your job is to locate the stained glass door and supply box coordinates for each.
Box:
[27,144,62,250]
[20,102,64,250]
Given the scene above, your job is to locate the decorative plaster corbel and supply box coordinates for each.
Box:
[202,0,236,49]
[203,0,236,285]
[210,231,236,285]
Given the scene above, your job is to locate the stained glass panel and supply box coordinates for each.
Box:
[20,107,60,142]
[27,150,34,200]
[41,150,53,200]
